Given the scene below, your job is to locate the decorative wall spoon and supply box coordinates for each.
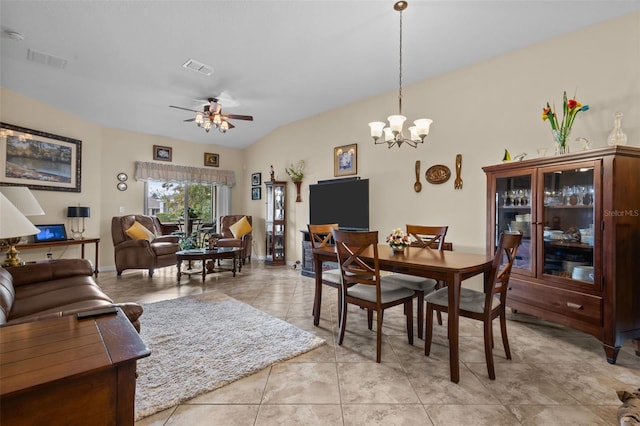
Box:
[414,160,422,192]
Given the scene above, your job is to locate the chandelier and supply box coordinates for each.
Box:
[194,102,230,133]
[368,1,432,148]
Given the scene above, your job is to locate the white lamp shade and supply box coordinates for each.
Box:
[383,127,394,142]
[368,122,385,139]
[413,118,433,136]
[387,115,406,133]
[0,193,40,239]
[409,126,419,141]
[0,186,45,216]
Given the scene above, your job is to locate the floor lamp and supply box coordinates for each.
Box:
[0,192,41,266]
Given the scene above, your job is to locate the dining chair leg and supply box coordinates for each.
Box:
[484,318,496,380]
[425,303,434,356]
[406,300,414,346]
[338,296,348,345]
[376,309,383,363]
[500,310,511,359]
[416,290,424,339]
[367,308,373,330]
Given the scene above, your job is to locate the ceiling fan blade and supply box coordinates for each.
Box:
[226,122,236,130]
[183,118,195,122]
[221,114,253,121]
[170,105,199,113]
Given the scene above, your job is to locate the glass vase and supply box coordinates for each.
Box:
[607,112,628,146]
[553,129,570,155]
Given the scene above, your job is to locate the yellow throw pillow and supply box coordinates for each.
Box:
[125,220,155,241]
[229,216,252,239]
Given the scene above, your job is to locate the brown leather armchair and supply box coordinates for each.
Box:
[216,215,252,264]
[111,215,180,276]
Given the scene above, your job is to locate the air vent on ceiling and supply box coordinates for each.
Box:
[182,59,213,76]
[27,48,68,69]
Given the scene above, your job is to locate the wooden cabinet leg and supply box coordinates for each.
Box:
[633,338,640,357]
[602,343,620,364]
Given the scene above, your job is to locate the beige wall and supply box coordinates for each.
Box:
[2,12,638,270]
[246,11,639,264]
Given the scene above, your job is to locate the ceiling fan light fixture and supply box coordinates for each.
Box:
[369,1,432,149]
[219,121,229,132]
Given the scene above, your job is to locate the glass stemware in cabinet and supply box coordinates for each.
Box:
[607,112,627,146]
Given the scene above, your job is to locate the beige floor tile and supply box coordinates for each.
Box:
[94,262,639,426]
[256,404,343,426]
[261,363,340,404]
[508,404,612,425]
[342,404,432,425]
[337,362,420,404]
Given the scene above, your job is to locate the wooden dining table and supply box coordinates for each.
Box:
[312,244,493,383]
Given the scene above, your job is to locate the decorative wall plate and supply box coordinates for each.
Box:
[425,164,451,184]
[117,182,128,191]
[117,172,128,182]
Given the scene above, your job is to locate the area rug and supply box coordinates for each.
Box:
[134,293,325,420]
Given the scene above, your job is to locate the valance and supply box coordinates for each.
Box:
[134,161,235,187]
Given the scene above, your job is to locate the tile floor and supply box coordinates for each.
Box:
[96,261,639,425]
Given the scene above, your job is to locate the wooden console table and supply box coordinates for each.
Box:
[0,308,150,425]
[6,238,100,275]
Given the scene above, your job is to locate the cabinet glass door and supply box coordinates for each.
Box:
[494,173,533,273]
[541,164,595,284]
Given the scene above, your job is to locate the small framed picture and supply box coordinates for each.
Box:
[334,143,357,177]
[153,145,172,162]
[204,152,219,167]
[251,186,261,200]
[251,172,261,186]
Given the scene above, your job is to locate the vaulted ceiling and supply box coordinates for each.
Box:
[1,1,638,148]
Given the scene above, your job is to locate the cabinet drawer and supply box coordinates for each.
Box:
[508,280,602,325]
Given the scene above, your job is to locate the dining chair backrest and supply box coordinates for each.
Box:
[406,225,450,250]
[307,223,339,248]
[486,231,523,306]
[332,229,381,292]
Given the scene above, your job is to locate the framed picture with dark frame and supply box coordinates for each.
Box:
[153,145,172,162]
[251,172,261,186]
[334,143,357,177]
[251,186,261,200]
[0,122,82,192]
[204,152,219,167]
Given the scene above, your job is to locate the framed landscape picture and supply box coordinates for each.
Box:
[251,186,261,200]
[204,152,219,167]
[334,143,357,177]
[153,145,172,162]
[0,122,82,192]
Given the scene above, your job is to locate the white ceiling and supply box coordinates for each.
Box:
[1,1,639,149]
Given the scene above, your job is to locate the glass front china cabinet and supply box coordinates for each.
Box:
[265,180,286,265]
[483,146,640,364]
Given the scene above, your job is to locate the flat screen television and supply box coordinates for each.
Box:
[309,178,369,231]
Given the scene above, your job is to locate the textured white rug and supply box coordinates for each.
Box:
[134,293,325,420]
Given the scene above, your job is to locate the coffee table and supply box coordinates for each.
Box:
[176,247,242,283]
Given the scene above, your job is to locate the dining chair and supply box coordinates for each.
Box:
[332,229,415,363]
[424,231,523,379]
[385,225,450,338]
[307,224,342,321]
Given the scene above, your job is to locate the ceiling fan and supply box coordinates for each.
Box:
[169,98,253,133]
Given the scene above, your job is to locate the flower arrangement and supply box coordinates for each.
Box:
[542,91,589,153]
[386,228,410,251]
[285,160,305,182]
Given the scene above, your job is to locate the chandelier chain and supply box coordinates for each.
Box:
[398,6,403,116]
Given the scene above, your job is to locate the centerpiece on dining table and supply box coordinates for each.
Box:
[386,228,410,253]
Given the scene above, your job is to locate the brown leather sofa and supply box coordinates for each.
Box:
[217,215,252,264]
[0,259,143,331]
[111,215,181,276]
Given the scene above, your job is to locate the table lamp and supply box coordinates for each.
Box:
[0,192,41,266]
[67,206,90,240]
[0,186,45,216]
